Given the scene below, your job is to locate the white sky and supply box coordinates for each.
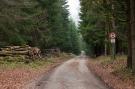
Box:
[67,0,80,26]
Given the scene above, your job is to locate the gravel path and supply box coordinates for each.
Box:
[33,57,109,89]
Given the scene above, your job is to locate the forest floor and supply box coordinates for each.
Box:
[88,55,135,89]
[0,53,74,89]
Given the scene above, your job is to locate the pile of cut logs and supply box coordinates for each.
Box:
[0,45,41,58]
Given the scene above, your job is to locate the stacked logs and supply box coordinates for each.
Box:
[0,45,41,59]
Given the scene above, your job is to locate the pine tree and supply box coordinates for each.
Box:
[0,0,81,54]
[80,0,128,56]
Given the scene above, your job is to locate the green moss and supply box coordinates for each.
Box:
[0,57,53,69]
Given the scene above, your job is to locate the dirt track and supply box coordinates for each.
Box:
[24,57,109,89]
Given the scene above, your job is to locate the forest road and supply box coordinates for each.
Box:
[27,56,109,89]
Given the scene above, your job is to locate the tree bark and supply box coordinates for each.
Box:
[127,0,132,68]
[103,0,107,56]
[130,0,135,71]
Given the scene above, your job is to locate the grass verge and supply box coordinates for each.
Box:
[89,55,135,89]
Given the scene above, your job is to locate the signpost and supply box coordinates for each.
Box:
[109,32,116,60]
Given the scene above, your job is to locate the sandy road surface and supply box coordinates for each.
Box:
[31,56,109,89]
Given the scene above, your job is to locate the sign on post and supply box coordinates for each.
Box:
[109,32,116,60]
[109,32,116,43]
[109,32,116,39]
[111,39,116,43]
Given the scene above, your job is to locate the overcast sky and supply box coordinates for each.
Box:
[67,0,80,25]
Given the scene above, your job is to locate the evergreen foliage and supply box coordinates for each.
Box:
[80,0,128,56]
[0,0,81,54]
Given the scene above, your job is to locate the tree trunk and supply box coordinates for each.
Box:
[127,0,132,68]
[104,14,108,56]
[130,0,135,71]
[111,2,116,32]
